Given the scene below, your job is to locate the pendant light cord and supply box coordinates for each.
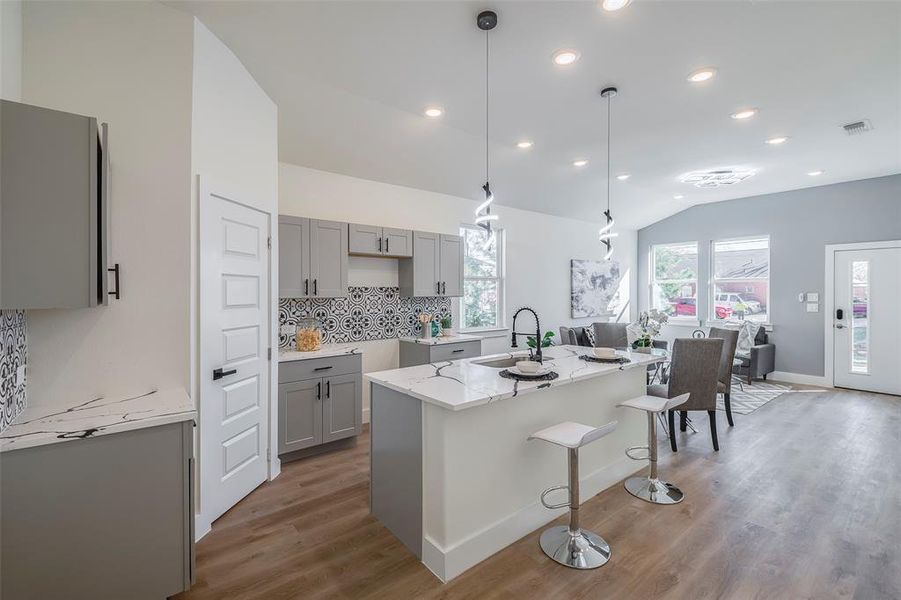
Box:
[606,93,611,214]
[485,29,490,185]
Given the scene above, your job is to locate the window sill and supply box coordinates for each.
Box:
[708,319,773,332]
[664,319,701,328]
[459,327,510,338]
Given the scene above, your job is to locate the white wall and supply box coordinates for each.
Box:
[1,0,22,100]
[21,1,194,407]
[190,17,279,524]
[279,162,638,418]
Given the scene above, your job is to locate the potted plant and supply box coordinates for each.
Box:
[440,315,453,336]
[526,331,555,350]
[627,310,668,353]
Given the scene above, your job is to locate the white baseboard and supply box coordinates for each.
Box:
[362,407,371,424]
[768,371,831,387]
[421,455,642,582]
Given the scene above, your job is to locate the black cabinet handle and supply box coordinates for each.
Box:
[386,237,389,253]
[437,281,441,294]
[305,279,309,295]
[317,381,321,400]
[212,367,236,381]
[314,365,333,372]
[442,281,446,295]
[108,263,121,300]
[378,237,382,252]
[452,348,465,353]
[313,279,318,295]
[326,380,331,398]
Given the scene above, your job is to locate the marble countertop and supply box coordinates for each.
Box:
[0,388,195,453]
[397,334,482,346]
[279,343,361,362]
[365,345,662,411]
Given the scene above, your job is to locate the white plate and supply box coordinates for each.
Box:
[507,366,552,378]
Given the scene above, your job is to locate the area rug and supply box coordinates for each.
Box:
[717,381,824,415]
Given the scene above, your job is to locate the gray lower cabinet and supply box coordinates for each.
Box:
[0,420,194,600]
[279,354,362,457]
[278,215,348,298]
[349,224,413,258]
[399,339,482,367]
[1,99,109,309]
[398,232,463,298]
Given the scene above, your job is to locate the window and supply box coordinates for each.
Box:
[711,236,770,323]
[650,242,699,319]
[850,260,869,373]
[460,225,504,330]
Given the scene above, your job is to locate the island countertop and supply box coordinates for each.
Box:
[365,345,662,411]
[0,388,195,453]
[397,334,482,346]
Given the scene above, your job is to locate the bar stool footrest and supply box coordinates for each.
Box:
[625,445,650,461]
[539,485,570,510]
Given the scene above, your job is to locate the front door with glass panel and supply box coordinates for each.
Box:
[833,248,901,395]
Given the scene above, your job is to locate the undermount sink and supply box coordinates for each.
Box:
[474,355,553,369]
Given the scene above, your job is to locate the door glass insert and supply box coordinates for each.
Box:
[850,260,869,374]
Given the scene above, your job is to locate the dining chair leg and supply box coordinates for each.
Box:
[724,393,734,427]
[679,411,687,432]
[667,410,677,452]
[708,410,719,451]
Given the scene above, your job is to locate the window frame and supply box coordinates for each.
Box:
[459,225,506,333]
[709,234,771,326]
[648,241,700,323]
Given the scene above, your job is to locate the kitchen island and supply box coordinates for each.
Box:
[365,345,662,582]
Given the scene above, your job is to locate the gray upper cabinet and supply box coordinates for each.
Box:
[310,219,348,297]
[399,231,440,297]
[439,234,464,297]
[349,224,413,258]
[1,100,109,309]
[279,216,348,298]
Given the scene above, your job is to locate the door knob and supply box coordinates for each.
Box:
[835,324,845,329]
[213,367,237,380]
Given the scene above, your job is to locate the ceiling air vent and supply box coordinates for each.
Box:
[842,119,873,135]
[680,169,755,188]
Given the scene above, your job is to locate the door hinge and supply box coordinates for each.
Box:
[267,237,272,250]
[268,348,272,360]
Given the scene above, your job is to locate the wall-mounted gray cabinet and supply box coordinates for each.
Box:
[0,100,109,309]
[278,215,348,298]
[278,354,362,457]
[349,223,413,258]
[398,232,463,298]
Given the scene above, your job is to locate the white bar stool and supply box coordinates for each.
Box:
[529,420,617,569]
[618,393,690,505]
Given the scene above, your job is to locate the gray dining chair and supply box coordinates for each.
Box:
[592,322,628,348]
[648,337,724,452]
[708,327,740,427]
[559,326,592,347]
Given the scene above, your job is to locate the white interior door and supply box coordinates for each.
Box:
[200,186,270,524]
[833,247,901,395]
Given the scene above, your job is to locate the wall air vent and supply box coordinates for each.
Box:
[680,169,755,188]
[842,119,873,135]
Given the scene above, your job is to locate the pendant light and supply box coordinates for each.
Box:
[475,10,499,233]
[599,86,619,260]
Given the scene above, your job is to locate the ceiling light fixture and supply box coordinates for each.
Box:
[731,108,758,120]
[552,49,580,66]
[516,140,533,149]
[687,67,717,83]
[573,159,588,167]
[424,107,443,118]
[680,169,755,188]
[475,10,499,233]
[599,86,619,261]
[601,0,632,11]
[616,174,630,181]
[808,170,824,176]
[765,136,789,145]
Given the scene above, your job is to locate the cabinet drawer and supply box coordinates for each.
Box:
[279,354,361,383]
[429,341,481,362]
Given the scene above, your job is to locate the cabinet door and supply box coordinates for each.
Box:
[410,231,440,297]
[278,216,310,297]
[279,379,322,454]
[322,373,362,443]
[383,227,413,258]
[310,219,348,297]
[439,234,464,297]
[348,223,383,256]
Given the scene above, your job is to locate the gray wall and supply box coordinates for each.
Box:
[638,174,901,377]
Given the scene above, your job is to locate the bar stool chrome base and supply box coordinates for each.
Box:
[539,526,611,569]
[624,476,684,505]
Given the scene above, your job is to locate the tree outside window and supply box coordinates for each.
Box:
[461,226,504,330]
[651,242,699,319]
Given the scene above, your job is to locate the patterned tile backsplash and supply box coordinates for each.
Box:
[1,310,27,432]
[279,287,451,348]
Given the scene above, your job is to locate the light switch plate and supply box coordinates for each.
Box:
[806,292,819,302]
[280,325,296,335]
[16,365,26,386]
[806,303,819,313]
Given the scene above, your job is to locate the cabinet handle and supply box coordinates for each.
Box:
[378,237,382,252]
[437,281,441,295]
[108,264,121,300]
[314,365,333,372]
[317,381,322,400]
[305,279,309,295]
[326,380,331,398]
[386,237,389,253]
[313,279,318,295]
[442,281,446,295]
[452,348,465,353]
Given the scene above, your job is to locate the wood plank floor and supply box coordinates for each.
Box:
[175,387,901,600]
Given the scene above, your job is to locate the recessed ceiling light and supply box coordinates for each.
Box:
[616,174,630,180]
[516,140,533,149]
[424,107,443,118]
[687,67,717,83]
[673,194,684,200]
[808,170,824,176]
[765,136,790,145]
[601,0,632,11]
[731,108,758,120]
[573,159,588,167]
[552,49,580,66]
